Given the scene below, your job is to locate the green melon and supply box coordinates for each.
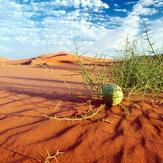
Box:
[101,84,123,106]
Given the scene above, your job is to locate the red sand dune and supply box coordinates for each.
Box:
[4,52,110,67]
[0,53,162,163]
[0,56,10,63]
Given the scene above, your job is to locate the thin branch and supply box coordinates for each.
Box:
[44,150,64,163]
[44,104,105,121]
[143,20,158,57]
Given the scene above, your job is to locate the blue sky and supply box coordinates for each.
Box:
[0,0,163,59]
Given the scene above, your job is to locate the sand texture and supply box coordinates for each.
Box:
[0,53,162,163]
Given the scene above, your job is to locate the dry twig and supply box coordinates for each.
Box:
[44,150,64,163]
[44,104,105,121]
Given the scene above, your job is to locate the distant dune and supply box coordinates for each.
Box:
[1,52,111,67]
[0,56,10,62]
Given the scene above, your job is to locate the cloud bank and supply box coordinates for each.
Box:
[0,0,162,58]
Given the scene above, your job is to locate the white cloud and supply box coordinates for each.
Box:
[0,0,162,59]
[110,0,162,46]
[114,8,128,12]
[30,0,109,9]
[88,0,163,55]
[114,3,119,8]
[125,1,137,5]
[148,17,163,49]
[154,1,163,7]
[133,0,159,16]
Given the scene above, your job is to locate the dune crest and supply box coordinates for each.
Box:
[1,52,111,67]
[0,56,10,62]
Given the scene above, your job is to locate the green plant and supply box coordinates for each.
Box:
[74,21,162,99]
[111,22,163,97]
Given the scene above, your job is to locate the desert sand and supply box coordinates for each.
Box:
[0,53,162,163]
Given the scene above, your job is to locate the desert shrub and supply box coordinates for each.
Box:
[112,41,163,96]
[112,22,163,96]
[76,21,163,98]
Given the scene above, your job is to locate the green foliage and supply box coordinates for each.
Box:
[75,21,163,98]
[112,39,163,96]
